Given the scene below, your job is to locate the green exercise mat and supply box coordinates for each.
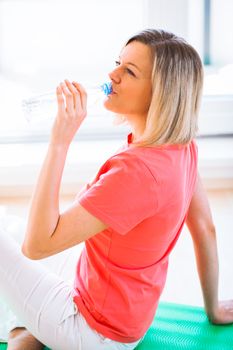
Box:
[136,302,233,350]
[1,302,233,350]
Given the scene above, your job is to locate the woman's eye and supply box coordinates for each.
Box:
[115,61,136,77]
[126,68,135,77]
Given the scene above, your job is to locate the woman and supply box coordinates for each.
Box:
[1,29,233,350]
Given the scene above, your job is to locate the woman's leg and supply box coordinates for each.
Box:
[0,214,82,349]
[7,327,44,350]
[0,223,142,350]
[6,240,82,350]
[0,229,80,350]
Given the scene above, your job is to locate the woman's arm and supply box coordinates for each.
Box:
[22,80,107,260]
[186,173,233,324]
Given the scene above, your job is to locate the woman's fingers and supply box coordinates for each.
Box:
[64,79,82,113]
[55,79,88,126]
[210,300,233,324]
[60,81,74,116]
[72,81,87,112]
[57,79,87,119]
[56,85,65,113]
[52,79,87,146]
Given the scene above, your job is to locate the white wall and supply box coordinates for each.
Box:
[0,0,232,141]
[211,0,233,65]
[0,0,146,91]
[145,0,189,39]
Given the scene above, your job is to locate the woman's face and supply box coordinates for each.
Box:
[104,41,153,118]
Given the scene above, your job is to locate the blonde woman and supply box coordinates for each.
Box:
[1,29,233,350]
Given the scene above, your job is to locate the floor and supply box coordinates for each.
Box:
[0,188,232,309]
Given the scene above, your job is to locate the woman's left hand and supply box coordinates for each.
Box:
[208,300,233,325]
[50,79,87,147]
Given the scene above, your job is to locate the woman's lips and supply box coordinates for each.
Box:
[110,89,117,95]
[109,85,117,95]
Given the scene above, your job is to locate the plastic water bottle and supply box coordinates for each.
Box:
[22,82,112,123]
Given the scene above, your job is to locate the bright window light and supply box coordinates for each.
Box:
[0,0,232,143]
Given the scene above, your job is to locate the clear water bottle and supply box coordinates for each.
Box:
[22,82,112,123]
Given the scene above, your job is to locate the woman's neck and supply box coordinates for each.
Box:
[126,114,146,142]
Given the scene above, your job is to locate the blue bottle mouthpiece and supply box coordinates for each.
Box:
[101,82,112,96]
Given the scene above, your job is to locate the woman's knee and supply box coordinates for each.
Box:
[8,327,44,350]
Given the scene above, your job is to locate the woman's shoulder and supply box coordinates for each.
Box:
[98,147,156,183]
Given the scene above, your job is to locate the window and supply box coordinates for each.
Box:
[146,0,233,136]
[198,0,233,135]
[0,0,232,143]
[0,0,145,143]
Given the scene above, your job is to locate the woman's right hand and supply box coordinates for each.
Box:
[50,79,87,148]
[208,300,233,325]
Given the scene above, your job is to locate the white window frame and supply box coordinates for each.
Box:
[0,0,232,144]
[0,0,232,196]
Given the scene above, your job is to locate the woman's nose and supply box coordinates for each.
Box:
[108,67,121,84]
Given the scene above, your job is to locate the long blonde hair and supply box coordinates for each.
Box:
[125,29,204,146]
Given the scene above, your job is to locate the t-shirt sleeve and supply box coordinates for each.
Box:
[78,152,158,235]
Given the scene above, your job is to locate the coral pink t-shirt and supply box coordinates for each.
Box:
[73,134,198,343]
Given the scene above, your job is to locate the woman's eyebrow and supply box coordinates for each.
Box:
[118,57,141,72]
[127,62,141,72]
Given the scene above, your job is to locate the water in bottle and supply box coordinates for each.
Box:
[22,82,112,123]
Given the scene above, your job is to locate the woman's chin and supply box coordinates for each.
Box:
[103,97,129,116]
[103,99,119,113]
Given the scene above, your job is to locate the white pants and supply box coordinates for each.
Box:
[0,216,142,350]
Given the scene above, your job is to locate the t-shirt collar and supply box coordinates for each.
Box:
[127,133,133,145]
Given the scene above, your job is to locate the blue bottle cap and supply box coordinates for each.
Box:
[101,82,112,95]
